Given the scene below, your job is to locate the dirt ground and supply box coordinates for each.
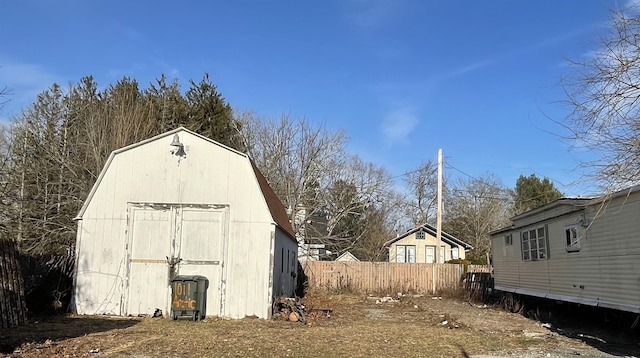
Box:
[0,290,638,358]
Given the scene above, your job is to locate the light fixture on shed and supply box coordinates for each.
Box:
[170,134,186,157]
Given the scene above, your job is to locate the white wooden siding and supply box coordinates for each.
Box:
[126,207,172,316]
[175,207,227,317]
[75,130,293,319]
[389,232,459,263]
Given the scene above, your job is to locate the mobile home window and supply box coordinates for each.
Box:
[521,226,547,261]
[504,234,512,245]
[564,225,581,252]
[396,245,416,263]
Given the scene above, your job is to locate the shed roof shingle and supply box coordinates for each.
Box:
[250,160,296,240]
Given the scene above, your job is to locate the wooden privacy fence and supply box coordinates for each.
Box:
[303,261,467,294]
[0,238,27,327]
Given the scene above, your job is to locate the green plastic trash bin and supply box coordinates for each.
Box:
[170,275,209,321]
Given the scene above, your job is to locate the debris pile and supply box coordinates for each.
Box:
[273,297,307,322]
[272,297,333,322]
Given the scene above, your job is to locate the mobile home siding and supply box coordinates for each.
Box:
[492,190,640,313]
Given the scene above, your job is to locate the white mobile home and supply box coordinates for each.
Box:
[491,186,640,314]
[73,128,297,319]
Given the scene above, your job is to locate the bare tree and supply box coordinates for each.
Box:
[0,85,9,109]
[0,74,243,256]
[443,174,512,262]
[318,155,394,256]
[240,112,398,259]
[563,6,640,190]
[403,160,439,226]
[241,113,347,228]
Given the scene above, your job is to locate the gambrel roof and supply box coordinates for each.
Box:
[74,127,295,241]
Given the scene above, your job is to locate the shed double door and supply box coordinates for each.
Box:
[126,205,227,317]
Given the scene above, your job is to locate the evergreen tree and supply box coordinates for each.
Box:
[185,74,244,151]
[0,73,243,258]
[513,174,564,214]
[144,75,188,133]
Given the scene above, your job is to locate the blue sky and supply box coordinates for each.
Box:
[0,0,625,195]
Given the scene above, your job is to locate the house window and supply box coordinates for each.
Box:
[425,246,436,263]
[396,245,416,263]
[439,246,446,263]
[416,231,425,240]
[565,225,581,252]
[451,247,459,260]
[521,226,547,261]
[504,234,512,245]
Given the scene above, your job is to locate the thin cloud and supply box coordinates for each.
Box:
[342,0,409,29]
[446,59,496,78]
[380,106,419,142]
[0,58,62,118]
[153,59,181,80]
[443,28,591,80]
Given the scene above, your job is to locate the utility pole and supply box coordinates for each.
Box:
[432,148,443,295]
[437,148,443,262]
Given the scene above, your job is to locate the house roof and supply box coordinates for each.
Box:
[386,223,473,250]
[490,198,590,236]
[335,251,360,261]
[75,127,296,242]
[491,185,640,236]
[510,197,592,222]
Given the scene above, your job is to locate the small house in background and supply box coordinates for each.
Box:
[335,251,360,262]
[491,185,640,314]
[73,127,297,320]
[387,224,472,263]
[295,207,333,261]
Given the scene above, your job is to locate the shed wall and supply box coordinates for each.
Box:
[272,226,299,299]
[75,131,284,319]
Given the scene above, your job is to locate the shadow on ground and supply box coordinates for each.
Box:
[533,304,639,357]
[0,315,139,354]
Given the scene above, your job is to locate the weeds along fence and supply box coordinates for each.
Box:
[303,261,471,295]
[0,238,28,328]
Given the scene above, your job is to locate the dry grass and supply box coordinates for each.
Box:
[0,290,606,357]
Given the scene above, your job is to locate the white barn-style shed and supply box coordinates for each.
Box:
[73,128,298,319]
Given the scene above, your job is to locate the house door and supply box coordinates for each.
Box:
[126,205,227,317]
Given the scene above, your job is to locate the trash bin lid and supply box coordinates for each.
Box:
[171,275,209,283]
